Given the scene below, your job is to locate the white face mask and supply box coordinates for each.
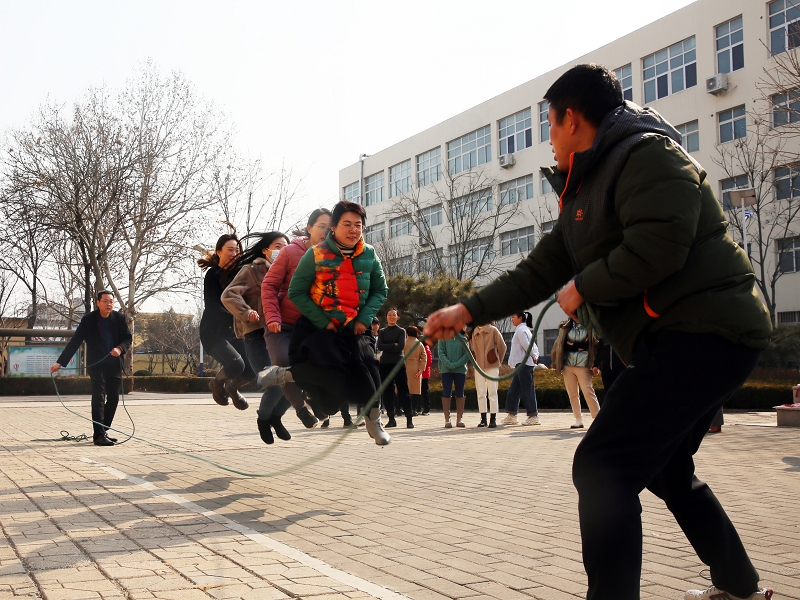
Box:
[270,249,280,261]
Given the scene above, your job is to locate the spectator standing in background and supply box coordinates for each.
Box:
[469,323,507,428]
[504,311,540,426]
[377,308,410,428]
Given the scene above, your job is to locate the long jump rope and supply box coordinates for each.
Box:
[37,296,605,478]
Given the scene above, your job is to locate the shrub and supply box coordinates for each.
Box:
[133,370,152,376]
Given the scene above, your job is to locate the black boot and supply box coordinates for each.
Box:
[478,412,487,427]
[270,414,291,440]
[489,413,497,429]
[406,415,414,429]
[257,418,274,444]
[386,416,397,428]
[209,368,229,406]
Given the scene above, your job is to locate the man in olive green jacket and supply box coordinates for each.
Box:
[424,64,772,600]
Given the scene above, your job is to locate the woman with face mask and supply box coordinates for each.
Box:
[221,231,289,443]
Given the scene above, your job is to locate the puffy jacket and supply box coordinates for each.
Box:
[461,101,772,363]
[262,237,309,327]
[221,257,269,338]
[288,235,388,331]
[199,266,235,345]
[437,336,469,375]
[422,344,433,379]
[468,324,507,370]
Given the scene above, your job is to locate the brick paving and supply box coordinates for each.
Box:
[0,393,798,600]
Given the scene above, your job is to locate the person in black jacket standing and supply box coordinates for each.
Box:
[50,291,132,446]
[377,308,411,428]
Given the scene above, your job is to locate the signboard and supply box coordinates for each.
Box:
[7,346,81,378]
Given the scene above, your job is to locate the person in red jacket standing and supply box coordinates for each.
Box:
[261,208,331,429]
[420,342,433,416]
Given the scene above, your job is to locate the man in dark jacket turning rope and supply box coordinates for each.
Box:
[424,64,773,600]
[51,291,132,447]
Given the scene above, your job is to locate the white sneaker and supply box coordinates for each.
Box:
[256,366,287,389]
[523,416,541,426]
[685,586,773,600]
[502,414,519,425]
[570,419,584,429]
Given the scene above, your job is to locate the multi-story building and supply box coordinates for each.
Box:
[338,0,800,356]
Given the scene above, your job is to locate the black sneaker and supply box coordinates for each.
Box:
[296,406,319,429]
[320,418,330,428]
[93,436,114,447]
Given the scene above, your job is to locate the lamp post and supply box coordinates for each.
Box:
[728,188,757,258]
[192,245,206,376]
[358,153,369,205]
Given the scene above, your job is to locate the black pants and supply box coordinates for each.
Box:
[572,332,761,599]
[205,336,256,381]
[421,378,430,413]
[378,362,410,419]
[290,319,380,417]
[87,363,122,440]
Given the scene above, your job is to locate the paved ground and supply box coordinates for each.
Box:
[0,392,798,600]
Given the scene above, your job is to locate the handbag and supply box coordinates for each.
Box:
[486,348,498,364]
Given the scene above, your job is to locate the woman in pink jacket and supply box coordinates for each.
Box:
[261,208,331,429]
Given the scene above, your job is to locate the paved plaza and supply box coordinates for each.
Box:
[0,392,798,600]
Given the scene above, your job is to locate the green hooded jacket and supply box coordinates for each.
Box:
[461,102,772,364]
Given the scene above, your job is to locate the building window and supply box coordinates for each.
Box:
[716,16,744,73]
[389,216,412,238]
[364,223,385,244]
[343,181,360,203]
[417,147,442,187]
[418,248,443,275]
[775,165,800,201]
[447,125,491,174]
[539,101,550,142]
[388,255,414,276]
[389,160,411,198]
[541,172,554,195]
[451,188,493,220]
[542,220,556,234]
[501,226,536,256]
[772,90,800,127]
[676,120,699,153]
[364,172,384,207]
[615,64,633,101]
[499,175,534,205]
[542,329,559,355]
[778,310,800,324]
[643,37,697,103]
[449,237,494,265]
[779,236,800,273]
[499,108,532,155]
[720,174,749,211]
[419,204,443,229]
[770,0,800,55]
[719,105,746,143]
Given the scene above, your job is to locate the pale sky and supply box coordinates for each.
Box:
[1,0,698,225]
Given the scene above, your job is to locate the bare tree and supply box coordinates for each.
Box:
[713,109,797,326]
[0,269,19,376]
[372,235,415,278]
[0,189,54,328]
[390,166,520,281]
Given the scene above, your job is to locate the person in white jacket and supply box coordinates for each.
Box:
[503,311,540,426]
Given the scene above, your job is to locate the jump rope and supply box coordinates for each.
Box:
[37,295,602,479]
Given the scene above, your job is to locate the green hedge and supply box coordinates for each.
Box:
[0,376,134,396]
[0,372,793,410]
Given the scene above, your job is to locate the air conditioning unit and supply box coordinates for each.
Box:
[706,72,729,95]
[499,153,516,169]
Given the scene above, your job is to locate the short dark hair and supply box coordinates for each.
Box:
[544,63,623,128]
[96,290,113,301]
[406,325,419,338]
[387,307,398,314]
[372,317,380,325]
[331,201,367,227]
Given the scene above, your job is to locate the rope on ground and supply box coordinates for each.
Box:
[39,296,562,478]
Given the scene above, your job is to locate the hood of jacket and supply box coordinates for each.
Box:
[543,101,682,201]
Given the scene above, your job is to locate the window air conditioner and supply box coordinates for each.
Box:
[499,154,516,169]
[706,73,729,95]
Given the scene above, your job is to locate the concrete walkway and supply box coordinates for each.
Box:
[0,397,798,599]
